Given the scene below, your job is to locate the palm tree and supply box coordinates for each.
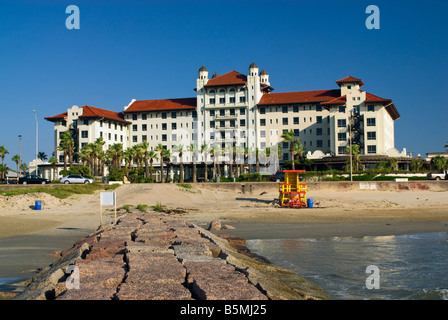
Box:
[123,147,135,171]
[85,143,95,174]
[235,145,245,176]
[410,158,423,172]
[0,146,9,179]
[148,150,158,181]
[60,131,75,168]
[109,143,123,170]
[176,144,185,183]
[12,154,20,181]
[49,156,58,180]
[224,144,234,178]
[133,144,144,169]
[189,143,197,183]
[211,144,223,179]
[430,155,447,171]
[293,138,305,166]
[139,141,150,178]
[255,148,260,173]
[78,146,91,167]
[93,138,105,176]
[201,143,209,182]
[281,129,296,170]
[387,157,399,171]
[20,162,28,177]
[37,152,48,161]
[97,150,107,176]
[57,144,68,171]
[345,144,361,171]
[155,144,167,183]
[0,164,7,180]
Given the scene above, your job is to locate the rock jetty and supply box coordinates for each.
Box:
[13,211,329,300]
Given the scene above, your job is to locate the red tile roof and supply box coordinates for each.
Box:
[336,75,365,87]
[44,112,68,122]
[45,106,128,123]
[204,70,247,87]
[364,92,400,120]
[258,89,341,105]
[124,98,197,112]
[79,105,129,123]
[364,92,390,103]
[258,89,400,120]
[321,95,347,105]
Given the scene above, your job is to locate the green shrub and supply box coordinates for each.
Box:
[151,202,163,212]
[60,166,93,179]
[118,204,132,213]
[237,173,261,182]
[137,204,148,213]
[108,168,128,182]
[177,183,193,189]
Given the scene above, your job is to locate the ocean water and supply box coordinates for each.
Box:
[247,232,448,300]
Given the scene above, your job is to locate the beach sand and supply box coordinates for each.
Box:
[0,183,447,283]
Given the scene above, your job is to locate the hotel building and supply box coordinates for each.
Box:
[45,62,405,178]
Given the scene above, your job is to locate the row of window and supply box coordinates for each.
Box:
[207,88,245,94]
[260,105,323,114]
[337,132,377,141]
[127,111,197,121]
[209,108,245,116]
[209,96,246,104]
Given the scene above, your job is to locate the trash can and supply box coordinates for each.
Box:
[35,200,42,210]
[307,198,313,208]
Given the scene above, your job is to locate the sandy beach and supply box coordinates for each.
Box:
[1,182,447,285]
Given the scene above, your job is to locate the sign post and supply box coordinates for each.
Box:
[99,192,117,228]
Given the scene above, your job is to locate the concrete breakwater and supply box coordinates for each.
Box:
[197,180,448,194]
[13,211,328,300]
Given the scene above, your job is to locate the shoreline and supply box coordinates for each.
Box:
[210,220,448,240]
[1,183,448,299]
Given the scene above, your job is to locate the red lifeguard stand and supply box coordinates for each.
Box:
[278,170,308,208]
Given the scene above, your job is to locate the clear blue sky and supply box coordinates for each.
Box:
[1,0,447,168]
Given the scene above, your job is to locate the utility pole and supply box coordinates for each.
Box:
[33,110,38,176]
[18,135,22,178]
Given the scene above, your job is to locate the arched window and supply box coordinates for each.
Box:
[229,88,235,93]
[209,89,215,94]
[219,89,226,93]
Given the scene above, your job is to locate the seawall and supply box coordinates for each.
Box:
[13,210,329,300]
[196,181,448,194]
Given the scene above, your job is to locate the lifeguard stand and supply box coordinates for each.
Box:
[278,170,308,208]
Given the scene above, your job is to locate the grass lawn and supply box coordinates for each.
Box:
[0,183,121,199]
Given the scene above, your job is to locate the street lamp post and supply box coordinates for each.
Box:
[18,135,22,178]
[33,110,38,177]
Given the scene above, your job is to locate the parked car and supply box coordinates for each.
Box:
[60,175,94,184]
[270,171,285,181]
[270,171,304,182]
[18,175,51,185]
[427,170,448,181]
